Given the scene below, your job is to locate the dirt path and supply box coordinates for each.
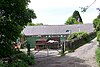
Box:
[33,38,98,67]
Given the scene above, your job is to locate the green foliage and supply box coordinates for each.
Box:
[10,59,28,67]
[66,32,95,52]
[65,10,83,25]
[93,16,100,32]
[97,31,100,42]
[0,0,36,42]
[15,53,35,65]
[0,0,36,57]
[93,15,100,47]
[27,23,35,26]
[0,52,35,67]
[35,23,43,26]
[96,48,100,67]
[93,15,100,67]
[0,43,15,58]
[27,22,43,26]
[67,32,90,42]
[78,32,90,42]
[74,21,82,24]
[67,32,78,40]
[58,51,66,56]
[65,16,76,25]
[72,10,83,23]
[0,60,8,67]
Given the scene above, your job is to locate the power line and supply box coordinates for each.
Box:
[80,0,96,12]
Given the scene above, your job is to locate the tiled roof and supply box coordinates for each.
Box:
[23,24,94,36]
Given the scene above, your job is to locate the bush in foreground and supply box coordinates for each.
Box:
[15,53,35,65]
[0,60,8,67]
[10,59,28,67]
[0,52,35,67]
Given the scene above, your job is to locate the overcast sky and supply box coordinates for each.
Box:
[28,0,100,25]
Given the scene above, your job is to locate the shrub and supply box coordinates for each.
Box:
[67,32,90,42]
[0,43,15,58]
[66,32,95,52]
[15,53,35,65]
[0,60,8,67]
[67,32,79,40]
[79,32,90,42]
[97,31,100,42]
[0,52,35,67]
[97,31,100,47]
[10,59,28,67]
[89,32,96,40]
[25,55,35,65]
[96,48,100,67]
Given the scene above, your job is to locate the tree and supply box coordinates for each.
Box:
[0,0,36,57]
[72,10,83,23]
[65,16,76,25]
[65,10,83,25]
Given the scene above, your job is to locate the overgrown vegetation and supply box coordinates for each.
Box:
[66,32,96,52]
[10,53,35,67]
[93,14,100,67]
[93,15,100,47]
[0,60,7,67]
[96,48,100,67]
[67,32,90,42]
[0,52,35,67]
[93,15,100,32]
[97,31,100,46]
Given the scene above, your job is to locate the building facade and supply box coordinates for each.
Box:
[23,24,94,48]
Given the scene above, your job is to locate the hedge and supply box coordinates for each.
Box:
[65,32,96,51]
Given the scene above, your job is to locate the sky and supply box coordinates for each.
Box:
[28,0,100,25]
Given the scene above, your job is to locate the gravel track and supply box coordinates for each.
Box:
[33,38,98,67]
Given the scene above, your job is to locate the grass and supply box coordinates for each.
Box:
[96,47,100,67]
